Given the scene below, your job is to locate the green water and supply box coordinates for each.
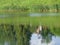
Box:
[0,12,60,45]
[0,24,60,45]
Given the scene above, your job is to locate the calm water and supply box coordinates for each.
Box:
[0,13,60,18]
[30,13,60,16]
[0,33,60,45]
[0,13,60,45]
[30,33,60,45]
[0,41,16,45]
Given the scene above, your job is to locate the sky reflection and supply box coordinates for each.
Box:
[30,33,60,45]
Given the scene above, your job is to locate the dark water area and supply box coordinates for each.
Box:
[0,24,60,45]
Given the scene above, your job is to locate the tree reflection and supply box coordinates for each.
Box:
[0,24,59,45]
[41,25,54,43]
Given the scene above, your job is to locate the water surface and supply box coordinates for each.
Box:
[30,33,60,45]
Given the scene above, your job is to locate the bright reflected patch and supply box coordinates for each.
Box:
[30,33,60,45]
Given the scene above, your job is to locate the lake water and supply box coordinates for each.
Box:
[0,32,60,45]
[0,40,16,45]
[30,13,60,16]
[30,33,60,45]
[0,34,60,45]
[0,13,60,45]
[0,13,60,18]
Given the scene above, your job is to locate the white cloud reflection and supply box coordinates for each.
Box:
[30,33,60,45]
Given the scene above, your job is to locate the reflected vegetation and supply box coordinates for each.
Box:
[30,25,60,45]
[0,24,60,45]
[0,24,32,45]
